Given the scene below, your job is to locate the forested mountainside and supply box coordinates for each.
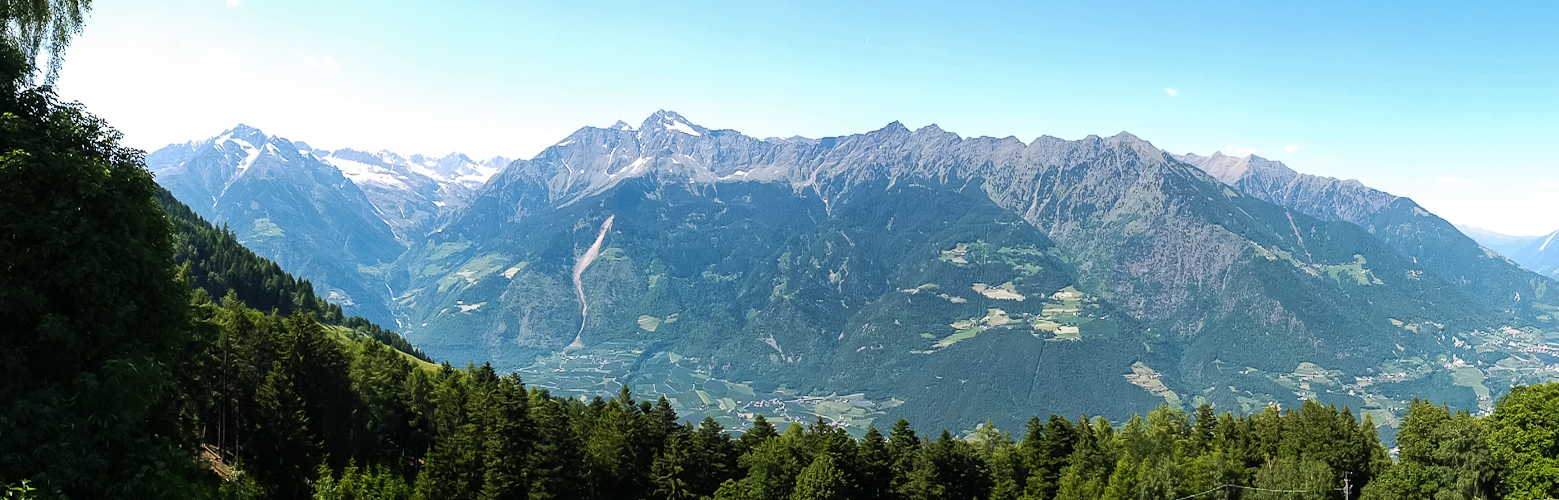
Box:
[4,76,1558,498]
[144,125,405,326]
[0,57,1418,499]
[155,186,429,361]
[383,111,1559,438]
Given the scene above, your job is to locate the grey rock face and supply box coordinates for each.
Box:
[454,112,1455,335]
[1174,152,1396,225]
[1175,151,1559,319]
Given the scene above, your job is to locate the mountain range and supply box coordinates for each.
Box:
[148,112,1559,439]
[145,125,508,325]
[1458,225,1559,281]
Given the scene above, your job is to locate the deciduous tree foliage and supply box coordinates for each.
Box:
[0,35,195,498]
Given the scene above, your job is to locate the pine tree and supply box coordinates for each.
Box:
[586,387,644,500]
[887,418,920,496]
[738,414,780,457]
[252,357,318,499]
[855,428,894,500]
[474,370,533,500]
[689,417,738,498]
[527,390,585,500]
[652,434,696,500]
[738,431,809,500]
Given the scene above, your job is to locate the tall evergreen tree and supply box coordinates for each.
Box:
[651,433,696,500]
[737,414,780,457]
[526,389,584,500]
[689,417,738,498]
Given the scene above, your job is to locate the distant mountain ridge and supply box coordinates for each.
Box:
[1459,225,1559,280]
[146,125,510,326]
[1174,151,1557,321]
[1173,152,1396,223]
[314,147,509,242]
[1508,229,1559,279]
[1457,225,1541,255]
[151,111,1559,440]
[382,110,1559,436]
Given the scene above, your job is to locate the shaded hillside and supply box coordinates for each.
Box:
[155,186,429,362]
[146,126,407,326]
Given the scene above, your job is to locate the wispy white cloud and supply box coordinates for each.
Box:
[1165,87,1178,97]
[1284,144,1299,152]
[1539,179,1559,189]
[302,55,342,76]
[226,0,239,7]
[1438,176,1471,185]
[1223,145,1257,156]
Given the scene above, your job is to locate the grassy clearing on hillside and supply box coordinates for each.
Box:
[1124,361,1182,408]
[426,240,473,261]
[248,217,284,239]
[1322,254,1384,286]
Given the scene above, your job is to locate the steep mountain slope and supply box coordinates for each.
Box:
[1508,229,1559,279]
[155,185,430,361]
[147,126,509,327]
[1175,152,1559,323]
[314,148,509,243]
[1456,225,1543,257]
[396,111,1536,434]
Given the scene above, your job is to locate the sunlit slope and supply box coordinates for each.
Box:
[389,112,1534,435]
[148,126,404,325]
[1178,151,1559,324]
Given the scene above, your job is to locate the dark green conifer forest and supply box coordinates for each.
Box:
[9,4,1559,500]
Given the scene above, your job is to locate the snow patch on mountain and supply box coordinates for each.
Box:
[323,156,411,190]
[665,119,701,136]
[228,139,260,175]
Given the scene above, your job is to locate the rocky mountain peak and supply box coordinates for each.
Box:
[873,121,910,135]
[638,110,707,137]
[225,124,268,143]
[1176,150,1252,184]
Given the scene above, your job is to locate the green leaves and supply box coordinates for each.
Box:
[1488,383,1559,500]
[0,34,194,499]
[790,453,847,500]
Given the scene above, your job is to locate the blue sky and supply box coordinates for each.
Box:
[56,0,1559,234]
